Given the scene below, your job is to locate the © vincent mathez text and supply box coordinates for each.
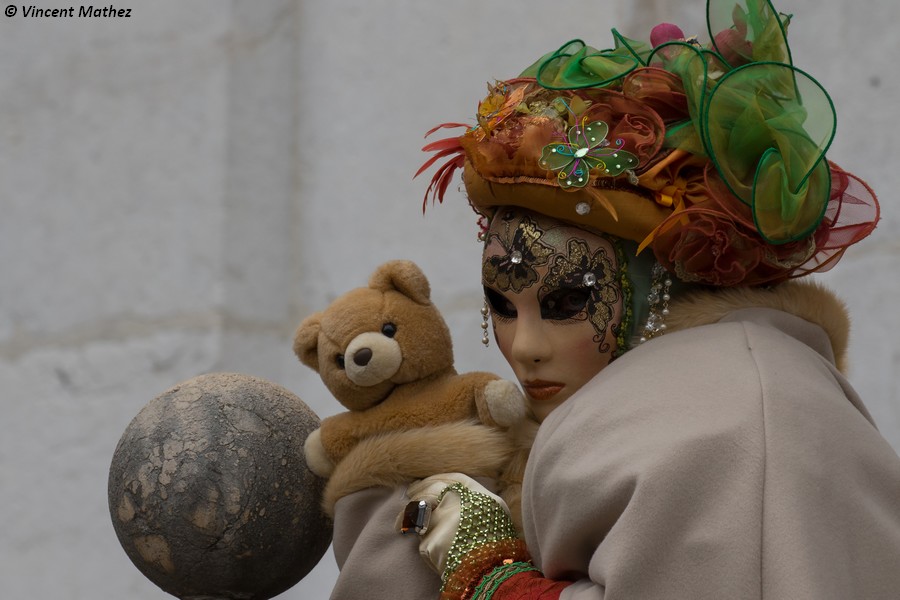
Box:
[19,5,132,17]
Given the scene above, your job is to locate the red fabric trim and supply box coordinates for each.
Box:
[493,570,573,600]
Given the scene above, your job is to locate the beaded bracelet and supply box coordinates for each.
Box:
[471,561,539,600]
[439,482,520,584]
[440,538,532,600]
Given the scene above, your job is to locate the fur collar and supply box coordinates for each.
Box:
[665,280,850,373]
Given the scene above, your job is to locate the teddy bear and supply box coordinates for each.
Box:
[293,259,530,519]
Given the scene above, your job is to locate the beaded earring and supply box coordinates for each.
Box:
[481,299,490,347]
[639,263,672,343]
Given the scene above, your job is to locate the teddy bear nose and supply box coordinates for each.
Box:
[353,348,373,367]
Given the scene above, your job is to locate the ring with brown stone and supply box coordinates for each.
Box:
[401,499,433,535]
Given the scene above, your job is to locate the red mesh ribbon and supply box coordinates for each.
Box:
[492,571,572,600]
[621,67,690,124]
[790,163,881,277]
[439,538,573,600]
[648,162,879,286]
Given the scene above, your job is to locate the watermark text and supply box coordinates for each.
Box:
[5,5,132,18]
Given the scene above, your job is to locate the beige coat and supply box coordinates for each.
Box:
[329,282,900,599]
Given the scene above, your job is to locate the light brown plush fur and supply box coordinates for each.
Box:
[322,421,514,517]
[495,415,540,533]
[294,260,526,513]
[666,280,851,373]
[308,366,507,467]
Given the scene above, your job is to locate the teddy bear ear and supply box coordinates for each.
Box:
[368,260,431,305]
[293,312,323,371]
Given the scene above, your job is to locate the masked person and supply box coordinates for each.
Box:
[328,1,900,598]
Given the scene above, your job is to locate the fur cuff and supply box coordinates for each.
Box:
[322,421,514,517]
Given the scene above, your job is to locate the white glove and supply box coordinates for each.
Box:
[398,473,515,577]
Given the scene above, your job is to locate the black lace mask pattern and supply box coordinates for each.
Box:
[542,237,621,343]
[482,215,554,293]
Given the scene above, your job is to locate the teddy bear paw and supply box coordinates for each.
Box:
[304,428,335,478]
[484,379,527,427]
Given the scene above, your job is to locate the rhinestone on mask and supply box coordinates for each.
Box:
[509,250,523,264]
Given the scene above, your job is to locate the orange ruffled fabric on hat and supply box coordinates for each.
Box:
[417,0,880,287]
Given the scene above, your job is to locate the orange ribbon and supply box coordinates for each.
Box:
[637,182,689,254]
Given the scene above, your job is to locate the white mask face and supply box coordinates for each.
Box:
[482,209,625,421]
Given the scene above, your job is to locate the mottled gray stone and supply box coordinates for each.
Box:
[108,372,331,600]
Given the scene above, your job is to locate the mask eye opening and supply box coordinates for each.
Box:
[484,286,517,319]
[540,287,591,320]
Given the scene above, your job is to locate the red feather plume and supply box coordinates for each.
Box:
[415,123,470,212]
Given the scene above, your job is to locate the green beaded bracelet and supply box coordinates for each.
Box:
[438,482,520,586]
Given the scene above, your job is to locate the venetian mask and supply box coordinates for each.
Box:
[482,208,627,421]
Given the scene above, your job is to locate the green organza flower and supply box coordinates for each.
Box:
[525,0,835,245]
[539,121,638,189]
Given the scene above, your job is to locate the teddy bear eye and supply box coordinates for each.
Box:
[381,323,397,338]
[336,354,345,369]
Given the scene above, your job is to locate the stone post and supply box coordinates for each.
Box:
[108,372,331,599]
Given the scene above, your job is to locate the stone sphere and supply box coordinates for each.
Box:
[108,372,332,600]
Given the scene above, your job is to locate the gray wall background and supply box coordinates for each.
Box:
[1,1,897,598]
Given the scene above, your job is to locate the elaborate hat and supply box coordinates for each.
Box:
[418,0,879,287]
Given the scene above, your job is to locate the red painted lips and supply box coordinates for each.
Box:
[522,380,565,401]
